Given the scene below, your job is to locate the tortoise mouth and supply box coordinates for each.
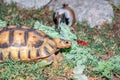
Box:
[64,45,72,48]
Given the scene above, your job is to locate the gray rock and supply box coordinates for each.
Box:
[3,0,51,9]
[49,0,114,28]
[111,0,120,6]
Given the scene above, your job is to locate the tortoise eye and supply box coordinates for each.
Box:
[60,39,69,44]
[65,41,69,44]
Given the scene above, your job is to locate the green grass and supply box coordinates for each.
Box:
[0,3,120,80]
[0,61,45,80]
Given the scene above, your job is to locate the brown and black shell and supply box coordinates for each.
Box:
[0,25,58,62]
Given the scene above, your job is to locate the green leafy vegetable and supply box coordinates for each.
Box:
[0,20,7,27]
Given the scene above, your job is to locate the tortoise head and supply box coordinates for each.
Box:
[54,38,72,48]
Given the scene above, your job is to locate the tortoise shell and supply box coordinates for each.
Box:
[0,25,72,63]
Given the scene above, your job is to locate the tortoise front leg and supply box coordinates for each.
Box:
[52,53,59,69]
[51,52,64,69]
[42,52,64,69]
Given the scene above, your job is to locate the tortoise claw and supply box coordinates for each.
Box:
[52,59,59,69]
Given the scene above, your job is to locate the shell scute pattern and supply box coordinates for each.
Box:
[0,25,72,67]
[0,25,55,61]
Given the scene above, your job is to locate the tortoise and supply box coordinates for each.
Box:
[0,25,72,68]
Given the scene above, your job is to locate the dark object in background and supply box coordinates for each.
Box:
[53,4,78,32]
[0,0,3,5]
